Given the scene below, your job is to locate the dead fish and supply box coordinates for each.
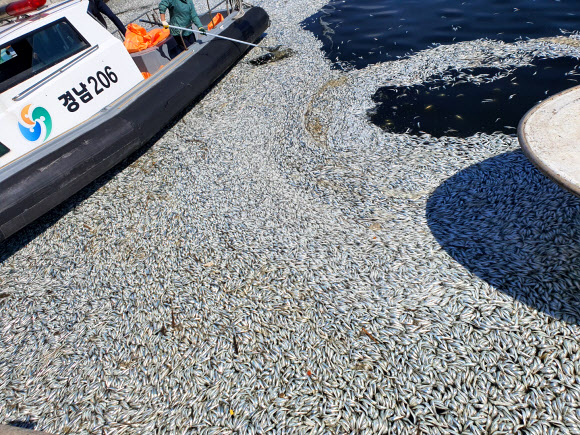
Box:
[249,48,296,66]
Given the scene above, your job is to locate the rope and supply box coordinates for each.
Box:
[234,0,244,19]
[205,0,214,26]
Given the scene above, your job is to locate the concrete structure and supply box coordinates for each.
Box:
[519,84,580,197]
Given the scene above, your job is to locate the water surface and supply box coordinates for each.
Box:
[368,57,580,137]
[303,0,578,69]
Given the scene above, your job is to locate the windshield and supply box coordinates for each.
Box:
[0,18,89,93]
[0,142,10,158]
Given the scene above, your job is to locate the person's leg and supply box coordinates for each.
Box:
[170,34,192,56]
[88,1,108,28]
[96,0,127,35]
[168,36,183,58]
[183,33,196,47]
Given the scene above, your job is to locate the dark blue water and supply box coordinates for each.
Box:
[303,0,578,69]
[368,57,580,137]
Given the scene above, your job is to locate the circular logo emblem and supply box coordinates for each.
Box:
[18,104,52,143]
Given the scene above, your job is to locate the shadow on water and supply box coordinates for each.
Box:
[426,151,580,324]
[369,56,580,138]
[5,420,36,429]
[0,137,159,264]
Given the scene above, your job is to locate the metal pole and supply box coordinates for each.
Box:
[206,0,214,26]
[139,19,267,49]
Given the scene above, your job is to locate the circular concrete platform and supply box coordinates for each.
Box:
[519,85,580,197]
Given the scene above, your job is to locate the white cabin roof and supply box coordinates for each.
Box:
[0,0,82,39]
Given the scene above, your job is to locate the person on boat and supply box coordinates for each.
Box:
[88,0,127,36]
[159,0,206,48]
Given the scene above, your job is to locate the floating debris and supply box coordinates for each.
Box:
[369,222,381,231]
[361,327,380,344]
[249,47,296,65]
[232,333,239,355]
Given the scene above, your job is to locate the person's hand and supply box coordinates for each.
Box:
[198,26,207,35]
[161,20,169,28]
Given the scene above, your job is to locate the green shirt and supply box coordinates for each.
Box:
[158,0,202,37]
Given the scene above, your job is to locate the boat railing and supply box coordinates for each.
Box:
[110,0,247,40]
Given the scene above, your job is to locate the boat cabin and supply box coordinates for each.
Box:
[0,0,145,167]
[0,0,268,241]
[0,0,241,171]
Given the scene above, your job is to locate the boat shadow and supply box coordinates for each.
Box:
[0,136,157,263]
[426,150,580,324]
[0,54,247,263]
[3,420,37,430]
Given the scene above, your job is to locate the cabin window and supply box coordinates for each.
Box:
[0,142,9,158]
[0,19,89,93]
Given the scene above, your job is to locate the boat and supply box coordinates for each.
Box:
[518,85,580,198]
[0,0,269,241]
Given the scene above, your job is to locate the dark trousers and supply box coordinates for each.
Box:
[169,33,197,57]
[179,33,197,47]
[88,0,127,36]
